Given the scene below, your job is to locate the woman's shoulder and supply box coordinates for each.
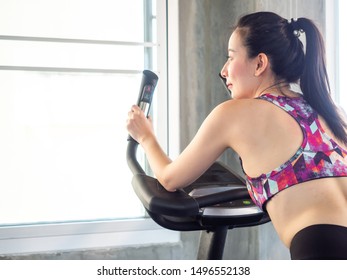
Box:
[206,98,278,144]
[213,97,277,122]
[211,96,302,140]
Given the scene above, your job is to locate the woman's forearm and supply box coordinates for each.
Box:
[140,135,176,191]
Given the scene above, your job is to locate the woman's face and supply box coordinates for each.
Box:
[220,29,259,99]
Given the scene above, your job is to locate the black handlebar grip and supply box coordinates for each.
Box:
[136,70,158,117]
[127,70,158,142]
[127,70,159,175]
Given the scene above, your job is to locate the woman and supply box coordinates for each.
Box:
[127,12,347,259]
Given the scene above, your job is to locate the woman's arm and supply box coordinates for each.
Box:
[126,101,238,191]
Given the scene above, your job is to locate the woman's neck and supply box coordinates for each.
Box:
[255,81,302,98]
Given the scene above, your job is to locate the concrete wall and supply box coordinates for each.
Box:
[1,0,326,260]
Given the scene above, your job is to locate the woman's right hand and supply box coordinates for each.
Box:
[126,105,155,144]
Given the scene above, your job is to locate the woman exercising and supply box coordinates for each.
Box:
[127,12,347,259]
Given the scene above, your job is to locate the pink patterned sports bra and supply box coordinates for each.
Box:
[244,93,347,210]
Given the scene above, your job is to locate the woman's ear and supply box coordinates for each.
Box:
[254,53,269,76]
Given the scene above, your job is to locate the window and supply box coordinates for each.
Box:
[337,0,347,108]
[0,0,180,253]
[327,0,347,109]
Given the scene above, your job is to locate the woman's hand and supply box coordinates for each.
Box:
[126,105,155,144]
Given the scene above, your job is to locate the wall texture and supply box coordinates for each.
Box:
[1,0,326,260]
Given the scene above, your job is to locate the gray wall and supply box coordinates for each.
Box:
[1,0,325,260]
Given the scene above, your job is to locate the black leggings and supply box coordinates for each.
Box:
[290,224,347,260]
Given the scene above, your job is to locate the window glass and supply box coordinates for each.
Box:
[0,0,162,225]
[338,0,347,109]
[0,0,145,42]
[0,40,149,70]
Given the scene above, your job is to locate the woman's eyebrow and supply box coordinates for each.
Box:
[228,48,237,53]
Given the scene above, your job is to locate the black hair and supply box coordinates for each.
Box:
[236,12,347,144]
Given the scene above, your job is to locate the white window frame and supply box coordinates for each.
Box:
[0,0,180,255]
[325,0,339,103]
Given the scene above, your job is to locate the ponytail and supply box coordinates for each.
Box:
[297,18,347,144]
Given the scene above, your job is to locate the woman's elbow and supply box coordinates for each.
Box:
[156,165,189,192]
[158,175,180,192]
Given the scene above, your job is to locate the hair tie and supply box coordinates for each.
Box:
[288,18,304,37]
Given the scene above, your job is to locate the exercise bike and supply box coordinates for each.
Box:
[126,70,270,259]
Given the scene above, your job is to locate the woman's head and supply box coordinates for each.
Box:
[220,12,306,99]
[235,12,305,84]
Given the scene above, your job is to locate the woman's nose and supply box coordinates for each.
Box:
[220,65,227,78]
